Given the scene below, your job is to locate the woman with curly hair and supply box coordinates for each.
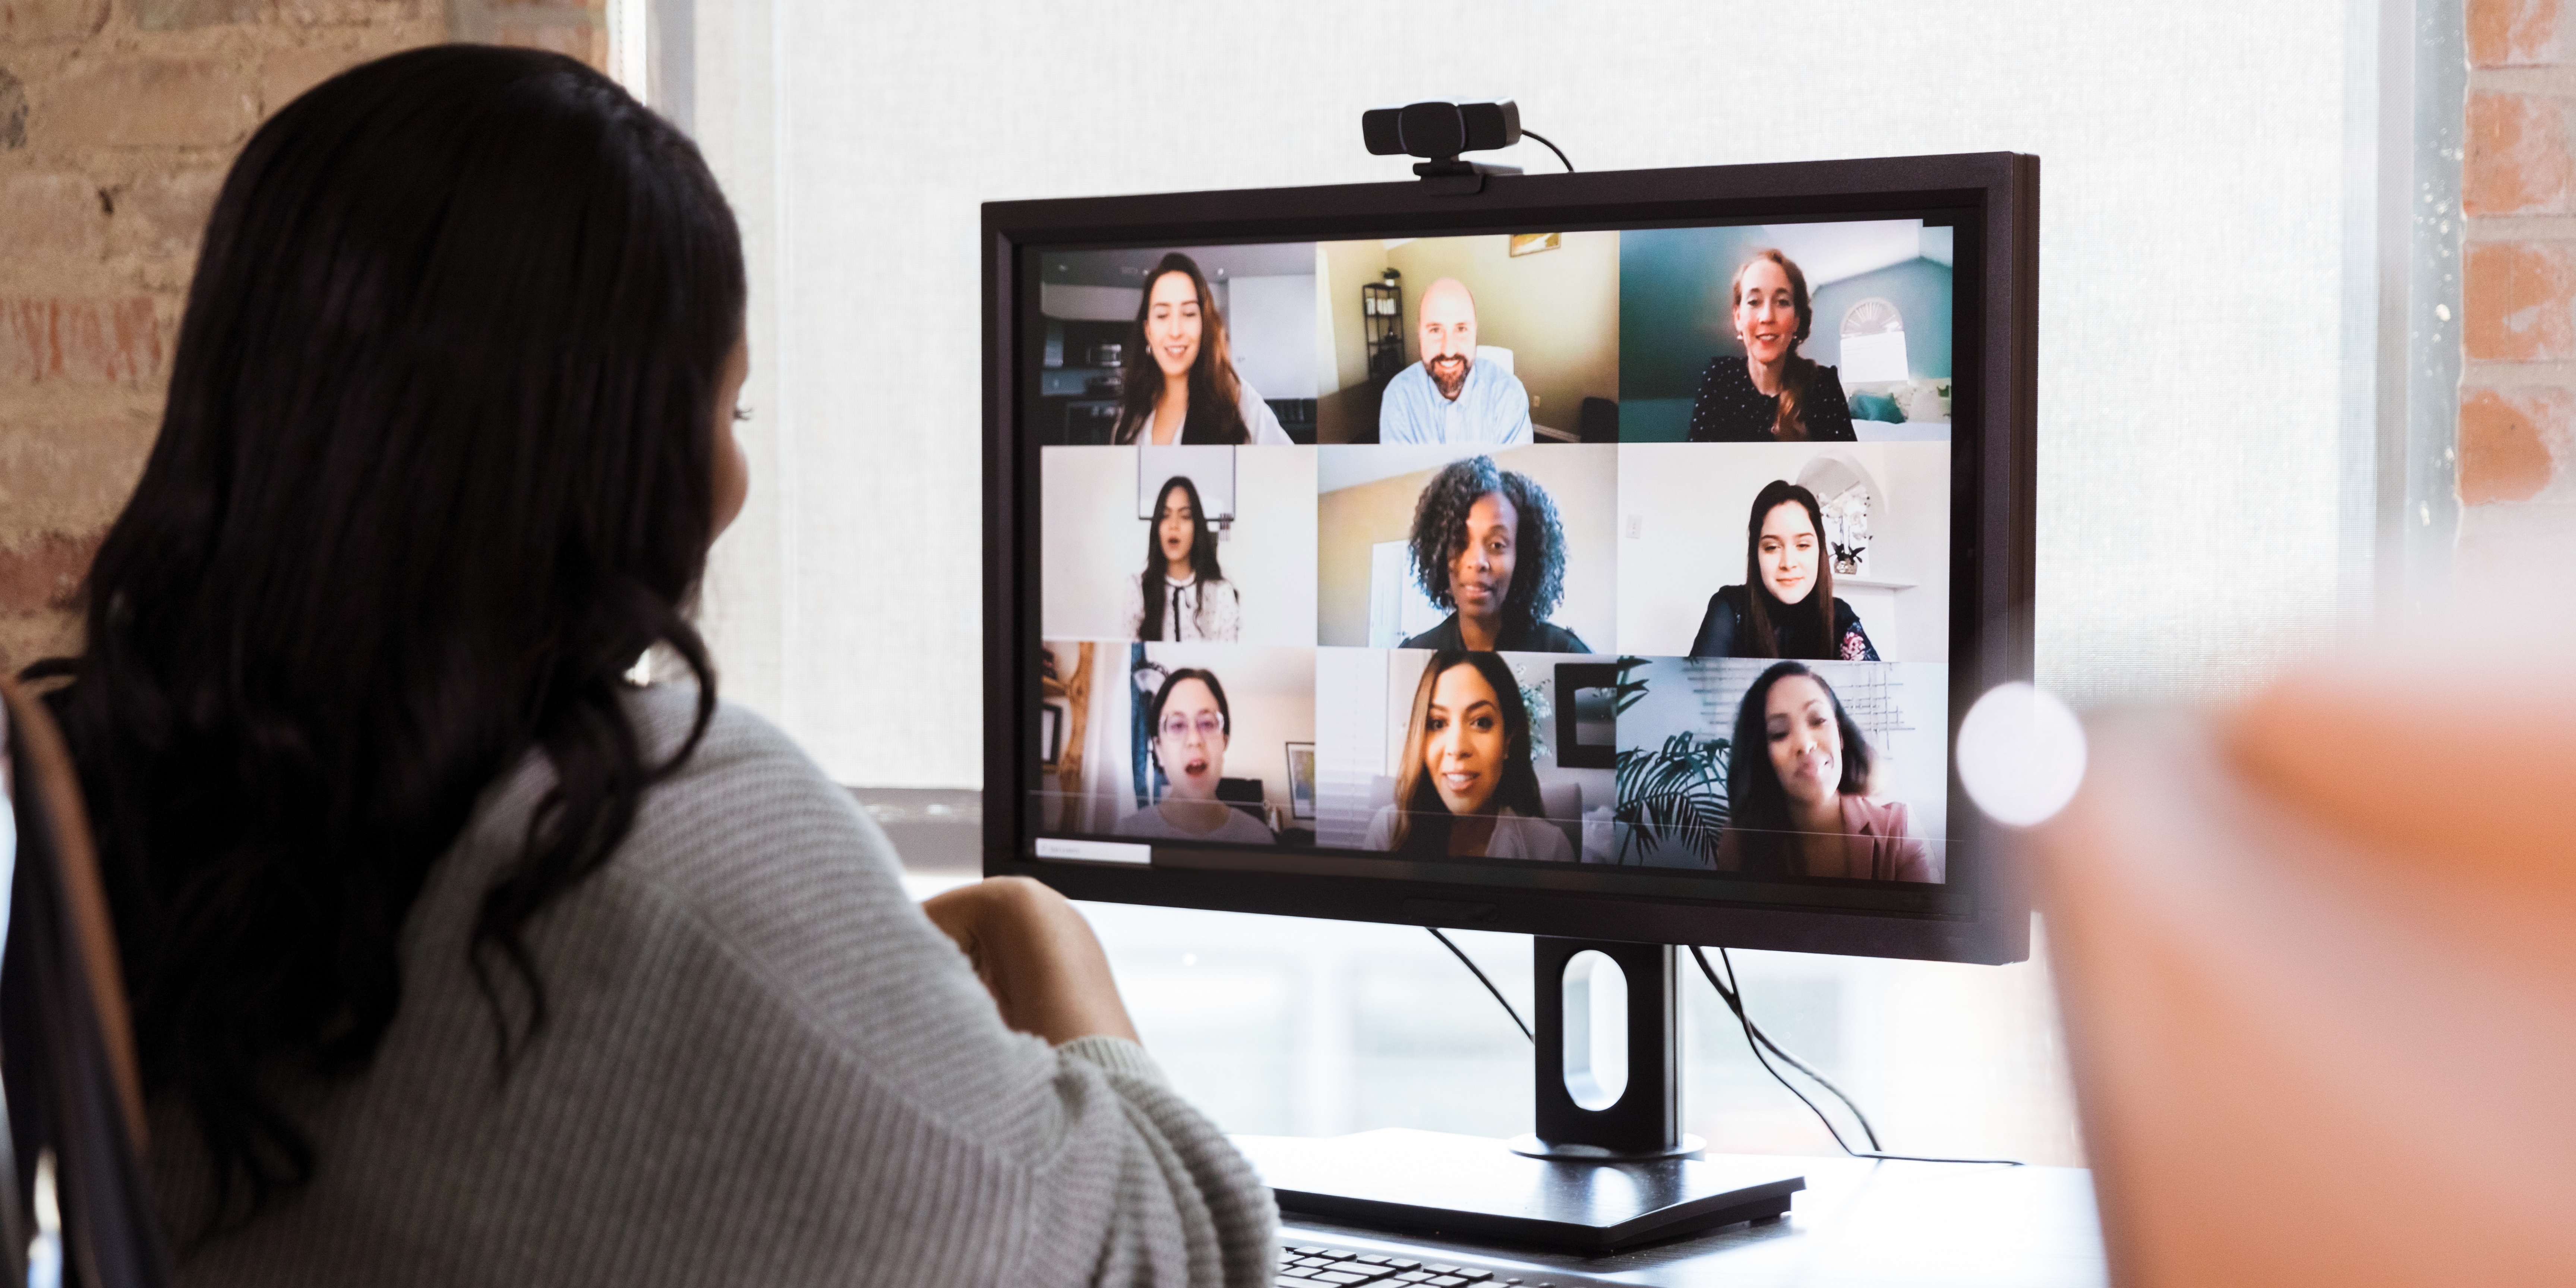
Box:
[1715,662,1937,882]
[1398,455,1591,653]
[1361,650,1573,862]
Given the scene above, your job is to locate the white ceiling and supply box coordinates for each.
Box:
[1755,219,1933,287]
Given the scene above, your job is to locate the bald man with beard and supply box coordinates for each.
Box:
[1377,277,1535,446]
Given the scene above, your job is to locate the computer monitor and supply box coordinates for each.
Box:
[982,152,2038,1248]
[985,152,2036,964]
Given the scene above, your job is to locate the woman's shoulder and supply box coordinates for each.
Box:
[1496,809,1575,862]
[587,684,906,919]
[1696,354,1749,389]
[1400,615,1461,651]
[1527,620,1591,653]
[1361,803,1399,849]
[1844,794,1913,837]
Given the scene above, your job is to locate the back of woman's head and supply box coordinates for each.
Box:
[27,44,745,1224]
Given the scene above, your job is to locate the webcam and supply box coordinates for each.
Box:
[1362,100,1522,166]
[1362,100,1527,194]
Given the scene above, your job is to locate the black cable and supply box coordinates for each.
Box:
[1426,928,1531,1043]
[1698,947,1882,1150]
[1691,946,2022,1167]
[1519,129,1574,173]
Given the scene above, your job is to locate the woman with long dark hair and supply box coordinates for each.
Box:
[1398,455,1589,653]
[1361,651,1572,862]
[1715,662,1937,882]
[1689,480,1879,661]
[1685,249,1858,443]
[1123,475,1240,641]
[1110,252,1292,445]
[24,46,1271,1285]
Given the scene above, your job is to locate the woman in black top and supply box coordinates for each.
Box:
[1399,455,1591,653]
[1686,248,1857,443]
[1690,480,1879,660]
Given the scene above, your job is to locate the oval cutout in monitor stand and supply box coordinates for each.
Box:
[1561,949,1629,1111]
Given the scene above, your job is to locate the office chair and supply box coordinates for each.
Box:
[2,676,173,1287]
[2029,661,2576,1285]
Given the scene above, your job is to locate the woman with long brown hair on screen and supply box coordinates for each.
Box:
[1686,248,1858,443]
[1690,479,1880,660]
[1362,651,1573,862]
[1716,662,1937,882]
[23,45,1271,1286]
[1110,252,1292,445]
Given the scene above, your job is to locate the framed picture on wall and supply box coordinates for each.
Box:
[1285,742,1317,820]
[1039,701,1068,769]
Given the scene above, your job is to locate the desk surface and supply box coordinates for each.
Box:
[1282,1157,2106,1288]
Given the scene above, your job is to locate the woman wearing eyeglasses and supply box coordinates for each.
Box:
[1115,667,1277,844]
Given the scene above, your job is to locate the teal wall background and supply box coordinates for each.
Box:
[1807,259,1953,381]
[1617,225,1954,442]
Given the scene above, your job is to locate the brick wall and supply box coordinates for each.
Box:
[2461,0,2576,587]
[0,0,608,672]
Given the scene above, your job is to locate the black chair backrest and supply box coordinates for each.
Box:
[1578,397,1619,444]
[2,677,172,1288]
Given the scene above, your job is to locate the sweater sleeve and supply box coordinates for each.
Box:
[596,699,1278,1288]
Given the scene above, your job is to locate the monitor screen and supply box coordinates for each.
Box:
[991,156,2035,960]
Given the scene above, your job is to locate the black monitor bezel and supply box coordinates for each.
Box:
[984,151,2037,965]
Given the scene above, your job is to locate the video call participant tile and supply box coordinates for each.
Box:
[1620,220,1955,445]
[1038,640,1316,846]
[1612,657,1948,881]
[1617,442,1950,662]
[1313,232,1617,445]
[1315,444,1615,653]
[1312,647,1617,862]
[1040,445,1317,646]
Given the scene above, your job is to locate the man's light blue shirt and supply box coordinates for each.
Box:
[1378,356,1534,446]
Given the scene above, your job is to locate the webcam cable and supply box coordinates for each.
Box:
[1519,129,1574,174]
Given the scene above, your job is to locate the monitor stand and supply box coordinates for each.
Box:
[1231,937,1808,1254]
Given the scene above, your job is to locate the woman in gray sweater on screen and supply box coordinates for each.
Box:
[22,45,1272,1287]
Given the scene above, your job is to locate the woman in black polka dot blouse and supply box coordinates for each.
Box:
[1686,248,1858,443]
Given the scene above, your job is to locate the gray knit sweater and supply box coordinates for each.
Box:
[150,685,1278,1286]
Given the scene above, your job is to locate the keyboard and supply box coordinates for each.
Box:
[1277,1242,1621,1288]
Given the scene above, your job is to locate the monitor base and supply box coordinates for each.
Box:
[1504,1131,1705,1162]
[1234,1128,1805,1254]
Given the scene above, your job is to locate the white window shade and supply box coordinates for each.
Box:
[1838,331,1912,386]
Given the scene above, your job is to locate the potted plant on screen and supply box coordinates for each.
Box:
[1609,658,1730,866]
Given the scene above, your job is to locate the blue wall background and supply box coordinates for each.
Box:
[1617,226,1954,442]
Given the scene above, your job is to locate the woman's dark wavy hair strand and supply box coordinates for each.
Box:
[21,45,745,1230]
